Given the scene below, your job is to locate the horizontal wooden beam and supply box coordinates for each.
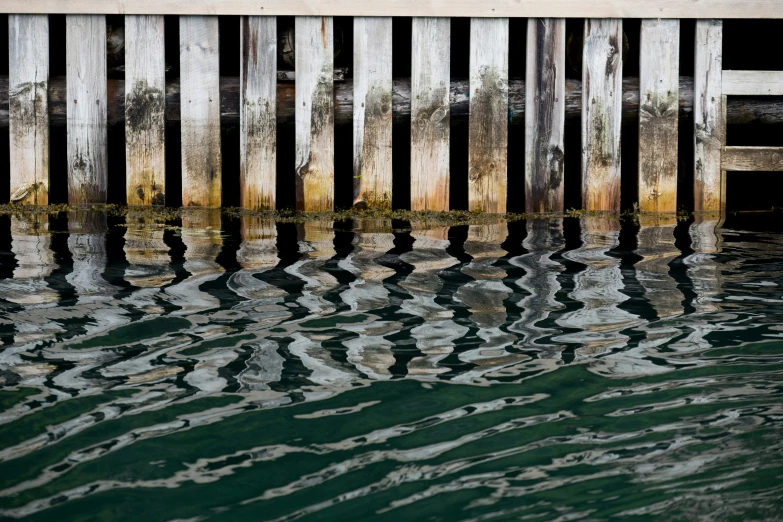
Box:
[3,0,783,18]
[723,70,783,95]
[1,75,783,127]
[722,146,783,171]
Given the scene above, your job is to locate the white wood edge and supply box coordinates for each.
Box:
[722,70,783,96]
[721,146,783,171]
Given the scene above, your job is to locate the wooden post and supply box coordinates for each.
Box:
[66,15,107,205]
[295,16,334,211]
[638,19,679,213]
[525,18,565,214]
[468,17,508,213]
[125,15,166,206]
[694,20,725,212]
[353,17,393,210]
[180,16,221,207]
[8,15,49,205]
[411,18,450,211]
[241,16,277,210]
[582,19,623,211]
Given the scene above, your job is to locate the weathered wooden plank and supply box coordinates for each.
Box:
[525,18,565,213]
[694,20,724,212]
[180,16,221,207]
[722,70,783,96]
[240,16,277,210]
[353,17,393,210]
[722,146,783,171]
[5,0,783,19]
[295,16,334,211]
[581,19,622,211]
[638,19,679,213]
[8,15,49,205]
[468,17,508,213]
[411,17,450,211]
[66,15,107,205]
[125,15,166,206]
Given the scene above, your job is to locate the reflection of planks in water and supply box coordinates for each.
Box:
[400,226,466,376]
[3,216,57,306]
[67,211,120,302]
[555,216,641,356]
[123,211,175,293]
[509,218,566,359]
[635,215,684,320]
[284,221,338,314]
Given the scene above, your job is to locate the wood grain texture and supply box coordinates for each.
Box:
[468,17,508,213]
[66,15,107,205]
[180,16,221,207]
[125,15,166,206]
[353,17,393,210]
[722,146,783,171]
[525,18,565,213]
[638,19,679,213]
[411,17,450,211]
[582,19,622,211]
[241,16,277,210]
[5,0,783,19]
[694,20,724,212]
[295,16,334,211]
[722,70,783,95]
[8,15,49,205]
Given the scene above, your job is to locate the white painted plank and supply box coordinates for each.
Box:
[353,17,393,209]
[468,17,508,213]
[638,19,679,213]
[411,17,450,211]
[722,70,783,95]
[295,16,334,211]
[240,16,277,210]
[66,15,107,204]
[125,15,166,206]
[525,18,565,213]
[8,15,49,205]
[180,16,221,207]
[694,20,724,212]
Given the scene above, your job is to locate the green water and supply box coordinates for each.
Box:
[0,211,782,520]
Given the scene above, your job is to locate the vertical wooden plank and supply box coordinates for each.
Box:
[638,19,679,214]
[525,18,565,214]
[694,20,724,212]
[8,15,49,205]
[66,15,107,205]
[353,17,393,209]
[295,16,334,211]
[180,16,221,207]
[581,19,622,211]
[411,18,450,211]
[240,16,277,210]
[468,18,508,213]
[125,15,166,206]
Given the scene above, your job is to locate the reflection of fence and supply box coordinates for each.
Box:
[4,3,783,211]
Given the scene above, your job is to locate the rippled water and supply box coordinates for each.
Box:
[0,210,782,521]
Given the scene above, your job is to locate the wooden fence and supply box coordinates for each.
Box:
[3,2,783,211]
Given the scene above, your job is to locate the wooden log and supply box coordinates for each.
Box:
[722,146,783,171]
[180,16,221,207]
[638,19,679,213]
[694,20,725,212]
[722,70,783,96]
[295,16,334,211]
[8,15,49,205]
[353,17,393,210]
[240,16,277,210]
[525,18,565,213]
[66,15,107,205]
[468,17,508,213]
[582,19,622,211]
[411,17,450,211]
[125,15,166,206]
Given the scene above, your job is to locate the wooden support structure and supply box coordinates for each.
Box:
[525,18,565,213]
[8,15,49,205]
[722,146,783,171]
[240,16,277,210]
[66,15,107,205]
[180,16,221,207]
[353,17,393,210]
